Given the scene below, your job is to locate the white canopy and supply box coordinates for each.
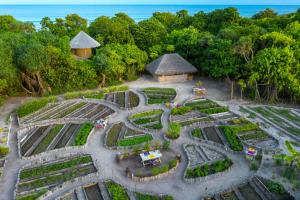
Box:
[140,150,162,162]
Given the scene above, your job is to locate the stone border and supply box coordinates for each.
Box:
[182,143,234,183]
[104,122,154,150]
[130,159,179,182]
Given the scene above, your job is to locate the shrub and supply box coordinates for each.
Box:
[151,165,169,176]
[65,90,104,99]
[171,106,192,115]
[186,158,232,178]
[103,85,128,93]
[0,146,9,156]
[105,180,129,200]
[16,96,57,117]
[74,123,94,146]
[166,122,181,139]
[266,180,285,194]
[163,141,171,150]
[168,159,177,168]
[191,128,202,138]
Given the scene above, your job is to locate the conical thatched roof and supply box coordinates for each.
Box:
[146,53,198,76]
[70,31,100,49]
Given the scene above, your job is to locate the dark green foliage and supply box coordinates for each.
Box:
[2,8,300,103]
[219,126,243,151]
[74,123,94,146]
[191,128,202,138]
[266,180,285,194]
[0,146,9,156]
[186,158,232,178]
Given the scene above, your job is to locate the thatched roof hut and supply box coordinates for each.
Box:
[146,53,198,82]
[70,31,100,59]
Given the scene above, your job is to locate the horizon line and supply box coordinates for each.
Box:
[1,4,300,6]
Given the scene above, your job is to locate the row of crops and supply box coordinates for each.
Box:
[142,88,176,105]
[245,106,300,139]
[20,123,93,157]
[59,180,173,200]
[105,91,140,109]
[20,101,115,124]
[105,122,153,148]
[129,110,164,130]
[204,176,292,200]
[16,155,96,200]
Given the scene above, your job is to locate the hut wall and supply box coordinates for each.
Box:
[72,48,92,59]
[156,74,190,82]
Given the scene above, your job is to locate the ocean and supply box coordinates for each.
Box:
[0,5,300,28]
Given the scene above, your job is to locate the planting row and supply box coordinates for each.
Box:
[247,106,300,139]
[141,87,176,105]
[19,123,93,157]
[129,110,163,130]
[219,119,277,151]
[105,91,139,109]
[59,180,173,200]
[16,155,96,200]
[204,176,294,200]
[20,101,115,124]
[105,122,153,148]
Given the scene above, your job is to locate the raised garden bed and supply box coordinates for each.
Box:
[104,180,129,200]
[84,183,104,200]
[203,127,224,145]
[142,88,176,105]
[191,128,203,139]
[16,155,96,199]
[105,122,152,148]
[135,192,174,200]
[185,158,232,178]
[129,110,163,130]
[105,91,139,109]
[20,123,93,157]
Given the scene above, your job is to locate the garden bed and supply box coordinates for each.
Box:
[142,88,176,104]
[16,155,96,199]
[105,90,139,109]
[203,127,224,145]
[104,180,130,200]
[105,122,152,148]
[20,123,93,157]
[129,110,163,130]
[84,183,104,200]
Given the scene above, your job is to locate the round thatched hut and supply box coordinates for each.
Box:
[70,31,100,59]
[146,53,198,82]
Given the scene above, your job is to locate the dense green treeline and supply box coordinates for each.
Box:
[1,8,300,104]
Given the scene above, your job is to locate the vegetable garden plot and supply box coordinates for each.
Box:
[238,183,263,200]
[105,122,152,148]
[203,127,225,145]
[170,110,212,126]
[129,110,163,130]
[142,87,176,104]
[249,106,300,138]
[104,180,130,200]
[20,123,93,157]
[16,155,96,200]
[105,91,139,109]
[184,99,229,115]
[84,183,104,200]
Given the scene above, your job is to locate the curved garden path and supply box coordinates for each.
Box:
[0,80,259,200]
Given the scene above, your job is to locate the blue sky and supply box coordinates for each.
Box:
[1,0,300,5]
